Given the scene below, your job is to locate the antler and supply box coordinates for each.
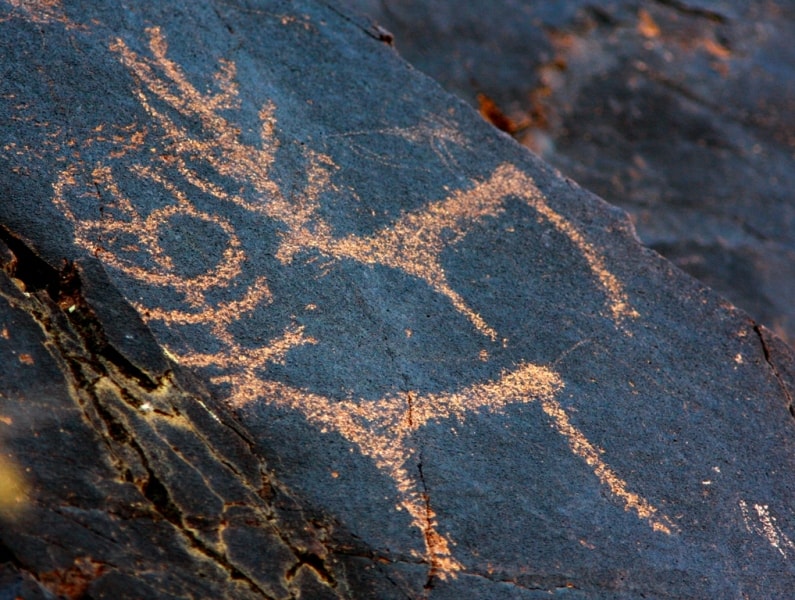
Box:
[110,26,333,239]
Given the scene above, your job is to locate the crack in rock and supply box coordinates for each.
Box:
[651,0,728,23]
[0,227,359,598]
[753,323,795,421]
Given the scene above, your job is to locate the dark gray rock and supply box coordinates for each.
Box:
[0,232,385,597]
[340,0,795,345]
[2,1,795,598]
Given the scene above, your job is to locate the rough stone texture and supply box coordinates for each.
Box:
[0,234,383,598]
[340,0,795,345]
[2,1,795,598]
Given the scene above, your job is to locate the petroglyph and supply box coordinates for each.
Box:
[739,500,795,559]
[48,25,674,578]
[1,0,79,28]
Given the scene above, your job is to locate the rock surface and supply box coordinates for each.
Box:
[1,1,795,598]
[340,0,795,345]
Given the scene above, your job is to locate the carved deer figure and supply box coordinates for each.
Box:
[52,26,674,579]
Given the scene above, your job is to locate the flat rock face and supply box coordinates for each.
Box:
[1,1,795,598]
[341,0,795,345]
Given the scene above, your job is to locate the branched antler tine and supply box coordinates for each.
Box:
[113,27,335,261]
[146,26,239,118]
[259,101,278,146]
[114,28,280,188]
[209,59,239,112]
